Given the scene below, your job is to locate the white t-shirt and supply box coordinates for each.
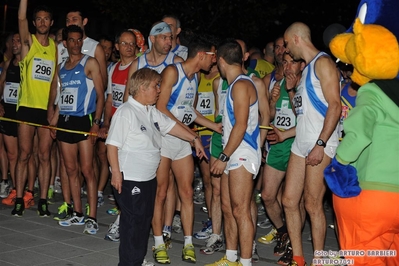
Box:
[106,97,176,181]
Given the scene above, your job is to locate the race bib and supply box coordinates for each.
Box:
[274,100,296,130]
[176,105,197,125]
[196,92,214,116]
[293,95,303,116]
[112,83,125,108]
[3,82,19,104]
[32,58,54,82]
[59,87,78,112]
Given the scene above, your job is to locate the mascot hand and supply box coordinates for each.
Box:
[324,157,361,198]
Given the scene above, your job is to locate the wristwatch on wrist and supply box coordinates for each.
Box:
[93,118,101,126]
[316,139,326,147]
[218,152,230,162]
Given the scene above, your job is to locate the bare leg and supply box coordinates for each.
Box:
[220,171,238,250]
[3,135,18,186]
[79,141,97,219]
[152,157,172,237]
[210,156,222,235]
[200,158,212,217]
[163,170,176,231]
[0,134,8,181]
[96,141,109,195]
[229,166,255,259]
[15,124,35,198]
[172,155,194,236]
[282,153,306,257]
[304,154,331,255]
[262,164,286,229]
[36,127,53,199]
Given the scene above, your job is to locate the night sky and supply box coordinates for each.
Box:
[0,0,359,50]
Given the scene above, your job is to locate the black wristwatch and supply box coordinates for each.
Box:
[316,139,326,147]
[93,118,101,126]
[218,152,230,162]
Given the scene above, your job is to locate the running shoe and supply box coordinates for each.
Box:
[182,243,196,263]
[54,176,62,193]
[163,232,172,249]
[38,200,51,217]
[194,219,212,240]
[205,256,242,266]
[172,214,182,234]
[200,234,223,255]
[142,259,155,266]
[53,202,73,221]
[106,207,120,216]
[288,259,307,266]
[58,212,85,226]
[23,191,35,209]
[193,191,205,204]
[278,242,293,265]
[152,244,170,264]
[258,227,277,244]
[201,206,208,213]
[104,222,119,242]
[83,218,99,234]
[2,188,16,206]
[274,232,290,256]
[97,194,104,207]
[0,180,10,198]
[257,218,272,229]
[11,199,24,217]
[257,205,265,216]
[108,194,115,202]
[252,240,260,263]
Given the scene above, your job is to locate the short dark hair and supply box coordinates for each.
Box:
[98,34,114,46]
[187,34,214,59]
[33,5,53,20]
[62,25,83,41]
[217,38,242,65]
[66,9,87,20]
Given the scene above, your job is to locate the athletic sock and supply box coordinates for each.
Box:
[184,236,192,246]
[154,235,164,247]
[226,249,238,262]
[277,224,287,234]
[240,258,252,266]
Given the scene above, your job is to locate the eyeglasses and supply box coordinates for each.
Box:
[119,41,136,47]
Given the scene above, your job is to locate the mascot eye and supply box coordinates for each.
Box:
[358,3,367,24]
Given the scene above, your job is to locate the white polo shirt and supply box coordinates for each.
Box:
[106,96,176,182]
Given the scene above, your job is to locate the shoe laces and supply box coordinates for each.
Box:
[206,234,221,246]
[108,222,118,233]
[58,202,69,213]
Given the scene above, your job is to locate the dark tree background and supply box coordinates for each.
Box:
[1,0,359,52]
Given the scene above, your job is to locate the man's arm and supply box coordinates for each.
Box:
[47,56,59,123]
[253,76,270,146]
[86,57,105,142]
[317,57,341,143]
[123,59,138,102]
[94,44,108,87]
[222,80,253,157]
[306,56,341,166]
[18,0,32,59]
[0,60,11,116]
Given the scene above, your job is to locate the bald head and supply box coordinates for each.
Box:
[285,22,311,42]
